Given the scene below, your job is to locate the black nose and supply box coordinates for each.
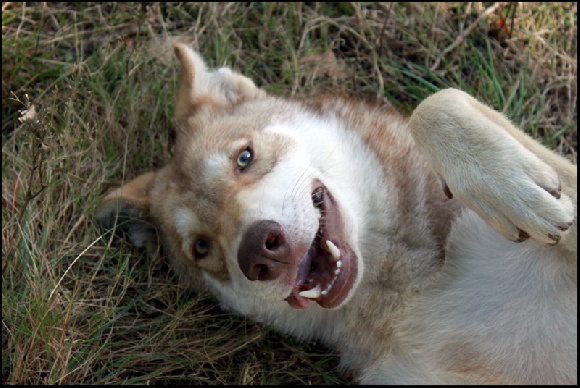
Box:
[237,220,292,281]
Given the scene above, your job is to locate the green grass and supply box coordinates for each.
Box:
[2,2,577,384]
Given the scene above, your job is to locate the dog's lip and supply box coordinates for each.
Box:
[285,180,358,309]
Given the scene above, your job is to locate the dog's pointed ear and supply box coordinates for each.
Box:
[173,42,266,124]
[96,172,158,251]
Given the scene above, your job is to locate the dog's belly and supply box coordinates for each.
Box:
[370,209,577,384]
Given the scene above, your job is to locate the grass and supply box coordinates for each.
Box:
[2,2,577,385]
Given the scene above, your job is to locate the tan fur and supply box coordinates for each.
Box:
[97,43,577,384]
[102,171,157,207]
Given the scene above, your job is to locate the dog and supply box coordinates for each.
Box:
[97,42,577,384]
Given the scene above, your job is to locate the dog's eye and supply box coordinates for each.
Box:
[236,148,253,171]
[193,238,210,257]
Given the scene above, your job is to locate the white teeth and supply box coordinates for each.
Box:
[298,241,344,300]
[299,284,322,299]
[326,240,341,262]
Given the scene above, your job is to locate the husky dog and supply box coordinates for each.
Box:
[97,43,577,384]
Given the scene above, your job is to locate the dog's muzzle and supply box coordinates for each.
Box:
[237,180,359,309]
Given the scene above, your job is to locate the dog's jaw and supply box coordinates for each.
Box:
[285,180,359,309]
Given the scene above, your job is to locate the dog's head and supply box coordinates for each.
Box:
[97,43,363,312]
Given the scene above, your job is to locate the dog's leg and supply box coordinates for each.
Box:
[409,89,576,256]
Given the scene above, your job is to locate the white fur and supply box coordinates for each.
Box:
[173,207,199,237]
[201,153,230,183]
[369,209,576,384]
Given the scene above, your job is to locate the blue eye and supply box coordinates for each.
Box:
[194,239,210,257]
[236,148,252,170]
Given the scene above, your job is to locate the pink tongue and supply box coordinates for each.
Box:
[286,286,311,309]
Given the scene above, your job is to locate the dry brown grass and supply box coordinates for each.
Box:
[2,2,576,384]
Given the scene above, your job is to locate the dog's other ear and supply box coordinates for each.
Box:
[96,172,158,251]
[173,42,266,124]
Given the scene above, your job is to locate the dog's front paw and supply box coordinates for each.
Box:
[440,151,573,245]
[410,89,575,246]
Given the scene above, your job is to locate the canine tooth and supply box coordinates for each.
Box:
[321,289,328,296]
[326,240,341,262]
[299,285,322,299]
[336,260,342,268]
[334,268,341,275]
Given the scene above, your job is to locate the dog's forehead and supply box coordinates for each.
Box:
[165,100,302,233]
[163,128,254,232]
[182,137,247,184]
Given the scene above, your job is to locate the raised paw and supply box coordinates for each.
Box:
[410,89,576,247]
[436,167,573,246]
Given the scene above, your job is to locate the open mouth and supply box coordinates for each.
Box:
[285,180,358,309]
